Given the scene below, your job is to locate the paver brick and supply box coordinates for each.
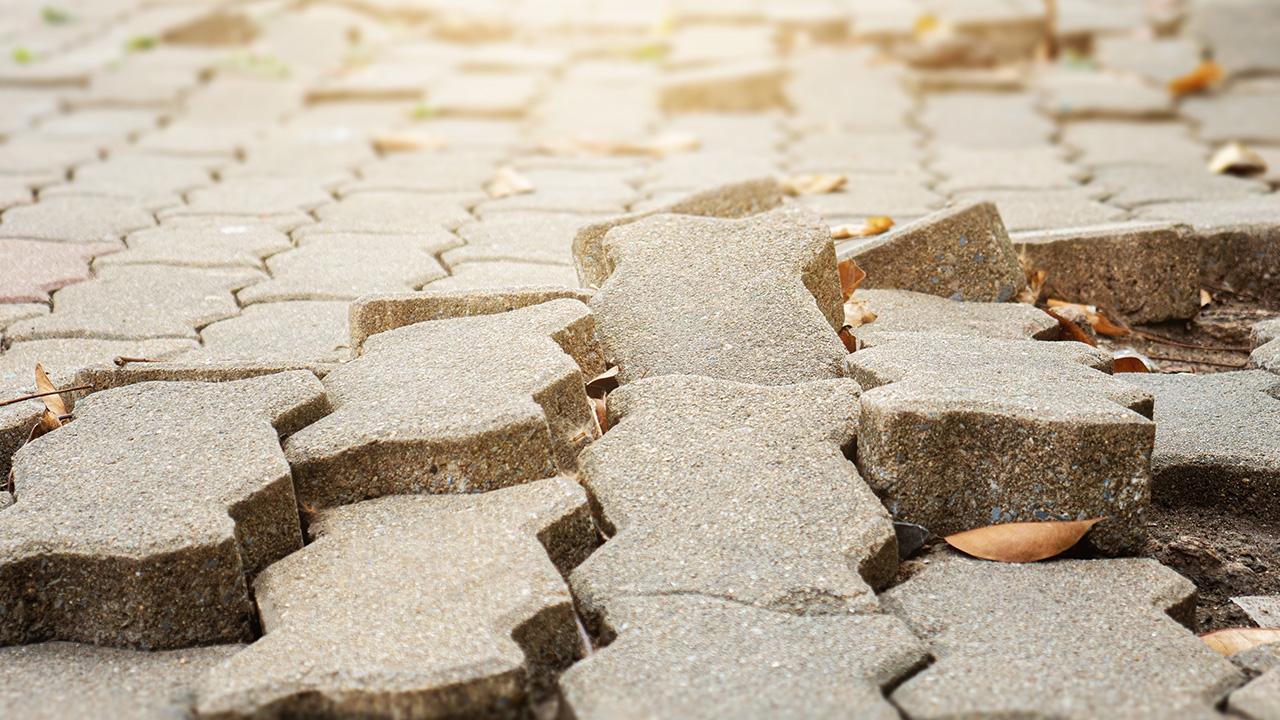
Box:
[1190,0,1280,77]
[954,187,1128,231]
[1230,667,1280,720]
[1094,37,1203,84]
[1039,69,1173,119]
[794,173,943,225]
[303,191,475,235]
[585,206,847,386]
[572,376,897,626]
[930,146,1086,193]
[474,169,638,217]
[237,235,451,304]
[0,240,122,303]
[157,178,333,221]
[0,371,329,649]
[196,477,596,719]
[849,288,1059,349]
[787,130,924,174]
[0,196,156,244]
[33,109,160,145]
[1183,92,1280,145]
[1255,340,1280,376]
[884,552,1245,719]
[347,151,498,195]
[559,595,928,720]
[658,60,787,113]
[1092,164,1268,209]
[427,261,580,292]
[0,179,32,212]
[183,301,352,366]
[429,71,543,117]
[94,224,293,271]
[850,335,1155,554]
[641,151,781,196]
[284,299,604,509]
[40,155,213,212]
[921,92,1055,149]
[1062,120,1208,170]
[446,212,584,267]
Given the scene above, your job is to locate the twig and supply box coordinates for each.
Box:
[1149,354,1248,369]
[0,385,92,408]
[114,356,161,366]
[1130,330,1250,353]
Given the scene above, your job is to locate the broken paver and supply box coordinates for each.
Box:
[849,288,1059,349]
[585,206,847,386]
[837,200,1026,303]
[93,224,293,271]
[559,595,928,720]
[196,477,596,719]
[884,551,1245,719]
[284,299,604,509]
[0,371,329,649]
[5,266,265,342]
[850,335,1155,554]
[572,375,897,627]
[0,196,156,243]
[236,235,451,304]
[0,240,122,303]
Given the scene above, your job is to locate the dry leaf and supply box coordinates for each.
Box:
[373,132,446,154]
[1169,59,1224,97]
[1043,308,1097,347]
[488,166,536,199]
[781,173,846,196]
[1200,288,1213,308]
[945,518,1106,563]
[1200,627,1280,656]
[1015,268,1047,305]
[1208,141,1267,177]
[838,325,859,353]
[837,258,867,301]
[844,297,878,329]
[585,366,619,399]
[34,364,67,418]
[1113,357,1150,373]
[590,396,608,435]
[1046,300,1129,336]
[832,216,894,239]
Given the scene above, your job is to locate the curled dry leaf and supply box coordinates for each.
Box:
[945,517,1106,563]
[832,216,894,239]
[1200,627,1280,656]
[844,298,878,330]
[1046,299,1129,336]
[488,166,536,199]
[837,258,867,301]
[373,132,446,154]
[1169,59,1224,97]
[1208,141,1267,177]
[781,173,846,196]
[590,396,608,435]
[1113,357,1150,373]
[1043,308,1096,347]
[838,325,859,353]
[585,366,619,399]
[1200,289,1214,308]
[1015,266,1047,305]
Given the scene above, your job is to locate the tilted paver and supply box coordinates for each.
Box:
[5,265,265,342]
[584,206,847,386]
[93,224,293,271]
[850,335,1155,554]
[572,375,897,626]
[884,552,1245,719]
[559,595,928,720]
[848,288,1059,349]
[0,240,122,303]
[284,299,604,509]
[1123,371,1280,518]
[836,199,1026,302]
[0,371,329,649]
[0,642,243,720]
[237,234,451,304]
[0,196,155,243]
[196,477,596,719]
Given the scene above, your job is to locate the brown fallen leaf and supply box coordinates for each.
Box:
[590,396,608,435]
[1046,299,1129,336]
[1015,268,1047,305]
[838,325,859,353]
[832,216,894,239]
[837,258,867,301]
[781,173,846,196]
[34,364,66,417]
[1200,627,1280,656]
[1113,357,1150,373]
[1207,141,1267,177]
[373,132,446,154]
[1043,308,1096,347]
[1200,289,1214,308]
[945,517,1106,563]
[585,366,619,399]
[844,297,878,329]
[1169,59,1224,97]
[488,166,536,199]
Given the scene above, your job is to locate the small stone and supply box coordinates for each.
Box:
[0,196,155,243]
[196,477,596,719]
[0,239,122,303]
[284,300,604,509]
[1,372,329,648]
[849,288,1059,348]
[837,200,1025,303]
[236,235,452,304]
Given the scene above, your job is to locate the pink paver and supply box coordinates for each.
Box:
[0,239,122,304]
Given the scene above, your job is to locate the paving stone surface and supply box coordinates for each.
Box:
[93,224,293,271]
[285,299,603,509]
[0,196,156,243]
[573,375,896,624]
[182,301,352,366]
[849,288,1059,348]
[884,551,1245,719]
[197,477,595,719]
[0,372,329,649]
[0,240,122,304]
[1230,668,1280,720]
[237,235,450,304]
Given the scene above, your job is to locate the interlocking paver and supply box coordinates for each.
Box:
[302,191,475,235]
[642,151,781,195]
[1062,120,1208,169]
[32,109,160,145]
[0,371,329,648]
[446,212,584,266]
[284,299,604,509]
[237,235,451,304]
[954,187,1128,231]
[850,335,1154,554]
[346,150,498,195]
[787,130,924,174]
[0,338,199,388]
[794,173,944,225]
[849,288,1059,348]
[0,240,122,303]
[429,71,543,117]
[427,260,580,290]
[659,61,787,113]
[182,301,351,366]
[196,477,596,719]
[158,178,333,221]
[475,169,638,217]
[1182,92,1280,145]
[220,138,375,188]
[1092,164,1268,209]
[930,146,1086,193]
[1190,0,1280,76]
[40,154,213,212]
[559,595,928,720]
[1094,37,1203,84]
[921,91,1055,149]
[884,552,1245,719]
[1230,667,1280,720]
[838,199,1026,302]
[1039,69,1174,119]
[572,375,896,624]
[0,179,33,211]
[94,224,292,271]
[5,266,264,342]
[787,49,912,131]
[584,206,847,385]
[0,196,155,244]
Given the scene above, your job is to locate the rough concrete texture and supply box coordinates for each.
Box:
[587,206,847,386]
[196,478,596,720]
[849,288,1060,349]
[850,335,1155,555]
[1256,340,1280,376]
[70,363,335,403]
[572,375,897,627]
[0,240,122,303]
[304,191,476,235]
[0,642,244,720]
[447,211,588,266]
[93,224,293,271]
[884,551,1245,719]
[837,200,1026,302]
[1231,668,1280,720]
[236,234,450,304]
[1123,371,1280,517]
[1014,222,1201,323]
[1257,318,1280,349]
[183,301,352,366]
[0,196,156,243]
[559,595,928,720]
[424,260,580,291]
[0,372,329,649]
[349,286,594,352]
[285,299,604,509]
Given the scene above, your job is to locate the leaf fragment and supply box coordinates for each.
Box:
[1043,308,1096,347]
[1200,288,1214,308]
[1113,357,1150,373]
[1200,627,1280,656]
[945,517,1106,563]
[1046,299,1129,336]
[838,325,859,353]
[1207,141,1267,177]
[1169,59,1224,97]
[585,366,619,399]
[590,396,608,435]
[844,297,878,329]
[837,258,866,301]
[34,364,66,417]
[781,173,847,196]
[1015,267,1047,305]
[832,216,894,239]
[488,166,536,199]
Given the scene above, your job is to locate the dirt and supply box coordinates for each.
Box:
[1096,296,1278,375]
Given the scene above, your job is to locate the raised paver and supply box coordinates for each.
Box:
[182,301,352,366]
[6,266,265,342]
[1257,318,1280,349]
[850,335,1155,554]
[237,235,450,304]
[838,200,1026,302]
[1013,222,1200,323]
[0,196,156,243]
[1,371,329,649]
[572,375,897,625]
[196,477,595,719]
[0,240,122,303]
[0,642,243,720]
[284,299,604,509]
[849,288,1059,348]
[94,224,293,271]
[559,595,928,720]
[1123,371,1280,518]
[884,552,1245,719]
[585,206,847,386]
